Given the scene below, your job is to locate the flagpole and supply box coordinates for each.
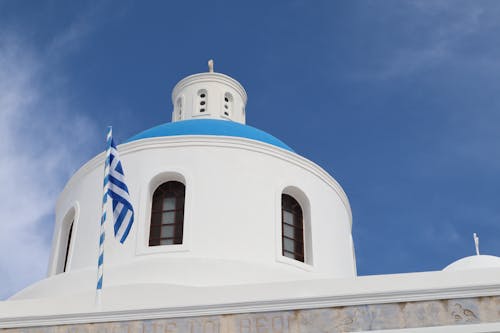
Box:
[96,126,112,306]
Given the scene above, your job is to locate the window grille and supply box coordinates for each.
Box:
[149,181,185,246]
[281,194,304,262]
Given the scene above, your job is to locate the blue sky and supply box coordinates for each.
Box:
[1,1,500,299]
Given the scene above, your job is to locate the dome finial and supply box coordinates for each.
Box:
[473,233,480,256]
[208,59,214,73]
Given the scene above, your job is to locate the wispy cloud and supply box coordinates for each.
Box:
[0,23,98,299]
[352,1,500,80]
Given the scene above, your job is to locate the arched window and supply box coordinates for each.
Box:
[55,207,77,274]
[63,221,74,272]
[149,181,185,246]
[282,194,304,262]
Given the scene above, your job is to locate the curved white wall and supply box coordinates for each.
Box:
[14,135,354,300]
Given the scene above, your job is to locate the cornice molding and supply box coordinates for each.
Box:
[1,283,499,328]
[172,72,247,103]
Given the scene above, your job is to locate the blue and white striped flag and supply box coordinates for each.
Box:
[107,135,135,243]
[97,127,134,296]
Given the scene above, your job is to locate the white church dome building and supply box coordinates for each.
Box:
[1,63,499,332]
[11,64,355,301]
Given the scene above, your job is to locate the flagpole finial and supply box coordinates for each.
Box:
[208,59,214,73]
[473,233,480,256]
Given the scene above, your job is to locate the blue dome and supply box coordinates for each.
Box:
[126,119,294,152]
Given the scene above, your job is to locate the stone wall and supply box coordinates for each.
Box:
[3,296,499,332]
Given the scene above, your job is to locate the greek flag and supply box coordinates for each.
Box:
[107,133,135,243]
[97,127,134,295]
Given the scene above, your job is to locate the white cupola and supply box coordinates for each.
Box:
[171,60,247,124]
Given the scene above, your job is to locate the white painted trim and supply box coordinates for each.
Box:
[48,202,80,276]
[135,168,193,255]
[274,185,314,271]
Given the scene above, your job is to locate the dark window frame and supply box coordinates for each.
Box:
[281,194,305,262]
[149,181,185,246]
